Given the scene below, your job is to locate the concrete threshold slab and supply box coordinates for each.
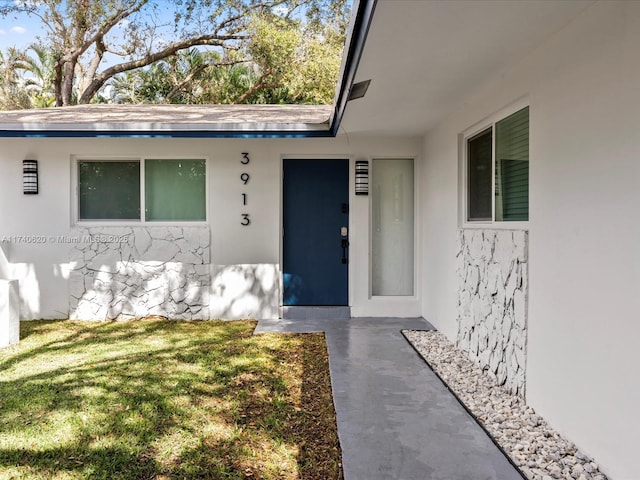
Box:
[255,317,524,480]
[281,306,351,320]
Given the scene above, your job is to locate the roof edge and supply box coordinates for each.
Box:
[330,0,378,136]
[0,128,333,139]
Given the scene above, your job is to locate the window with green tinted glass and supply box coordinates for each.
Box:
[466,106,529,222]
[495,107,529,221]
[145,159,206,221]
[467,129,493,221]
[78,161,140,220]
[77,158,206,222]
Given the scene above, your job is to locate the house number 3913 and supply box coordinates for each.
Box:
[241,153,251,226]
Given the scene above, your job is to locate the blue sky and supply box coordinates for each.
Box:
[0,10,44,50]
[0,4,199,53]
[0,6,229,80]
[0,2,351,56]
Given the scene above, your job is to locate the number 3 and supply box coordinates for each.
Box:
[241,152,250,165]
[241,213,251,226]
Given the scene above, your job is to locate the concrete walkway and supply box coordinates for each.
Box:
[255,317,524,480]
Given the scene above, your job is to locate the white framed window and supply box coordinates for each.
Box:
[463,103,529,225]
[75,157,207,223]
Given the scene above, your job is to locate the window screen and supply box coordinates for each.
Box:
[495,107,529,221]
[467,129,493,221]
[78,161,140,220]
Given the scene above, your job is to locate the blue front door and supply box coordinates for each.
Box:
[283,159,349,306]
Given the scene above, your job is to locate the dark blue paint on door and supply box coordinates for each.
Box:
[283,159,349,306]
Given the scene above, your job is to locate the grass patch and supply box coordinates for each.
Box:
[0,319,342,479]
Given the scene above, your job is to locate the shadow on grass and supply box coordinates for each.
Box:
[0,320,341,479]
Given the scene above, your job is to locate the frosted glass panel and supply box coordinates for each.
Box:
[372,159,414,296]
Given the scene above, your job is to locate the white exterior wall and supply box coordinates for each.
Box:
[0,134,421,320]
[421,2,640,478]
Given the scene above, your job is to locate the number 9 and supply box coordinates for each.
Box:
[241,172,250,184]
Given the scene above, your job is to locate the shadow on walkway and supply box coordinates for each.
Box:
[256,316,525,480]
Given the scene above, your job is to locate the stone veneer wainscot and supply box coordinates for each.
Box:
[456,229,528,397]
[69,226,211,320]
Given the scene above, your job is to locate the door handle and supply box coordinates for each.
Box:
[341,238,349,264]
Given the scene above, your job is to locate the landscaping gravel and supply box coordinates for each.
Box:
[403,330,609,480]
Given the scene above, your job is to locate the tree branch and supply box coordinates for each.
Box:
[81,35,107,94]
[165,59,246,102]
[78,34,246,104]
[234,71,278,104]
[69,0,150,63]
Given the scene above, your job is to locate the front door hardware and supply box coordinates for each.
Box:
[341,238,349,264]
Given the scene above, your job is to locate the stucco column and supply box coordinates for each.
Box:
[0,279,20,347]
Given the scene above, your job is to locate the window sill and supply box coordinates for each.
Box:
[461,221,529,231]
[369,294,418,301]
[74,221,208,227]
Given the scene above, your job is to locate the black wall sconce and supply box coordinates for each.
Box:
[23,160,38,194]
[355,160,369,195]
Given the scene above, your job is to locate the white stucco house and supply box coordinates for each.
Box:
[0,0,638,477]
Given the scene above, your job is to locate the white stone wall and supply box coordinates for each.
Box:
[456,229,528,396]
[69,226,210,320]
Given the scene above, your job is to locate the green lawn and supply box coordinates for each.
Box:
[0,320,342,480]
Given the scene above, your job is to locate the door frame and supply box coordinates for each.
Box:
[279,155,354,309]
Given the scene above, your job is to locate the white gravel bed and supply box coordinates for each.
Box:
[403,330,609,480]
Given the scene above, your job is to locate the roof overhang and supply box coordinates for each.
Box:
[341,0,596,137]
[0,104,333,138]
[0,0,377,139]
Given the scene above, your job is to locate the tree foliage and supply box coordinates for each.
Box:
[0,0,350,108]
[21,44,56,107]
[0,47,31,109]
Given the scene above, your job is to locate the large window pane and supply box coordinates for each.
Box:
[79,161,140,220]
[372,159,414,296]
[467,129,493,221]
[495,107,529,221]
[145,159,206,221]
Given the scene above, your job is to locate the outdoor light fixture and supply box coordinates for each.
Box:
[348,79,371,101]
[23,160,38,194]
[355,160,369,195]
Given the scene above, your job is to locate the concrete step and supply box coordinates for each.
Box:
[281,306,351,320]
